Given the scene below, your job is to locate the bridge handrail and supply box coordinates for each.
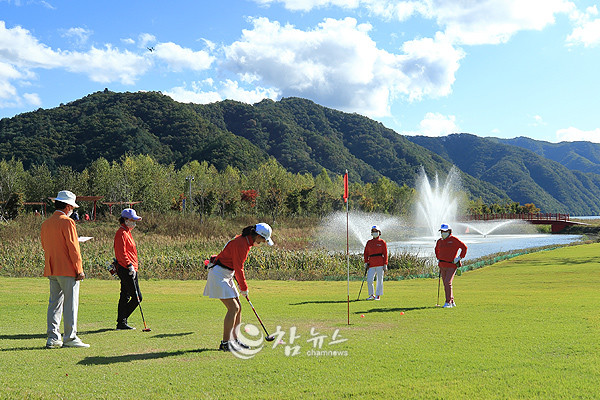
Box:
[462,213,570,221]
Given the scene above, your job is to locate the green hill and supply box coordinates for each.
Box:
[407,133,600,214]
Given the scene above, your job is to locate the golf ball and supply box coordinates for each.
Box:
[360,314,365,318]
[400,312,404,315]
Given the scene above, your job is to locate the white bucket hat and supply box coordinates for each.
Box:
[55,190,79,208]
[255,223,274,246]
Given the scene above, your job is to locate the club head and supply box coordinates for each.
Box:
[142,328,152,332]
[265,334,275,342]
[435,304,441,307]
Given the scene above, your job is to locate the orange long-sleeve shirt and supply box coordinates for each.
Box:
[114,224,139,271]
[435,235,467,268]
[364,237,388,267]
[215,234,255,291]
[41,211,83,277]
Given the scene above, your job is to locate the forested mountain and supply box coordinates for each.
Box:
[496,136,600,175]
[2,90,600,213]
[0,90,507,203]
[407,133,600,215]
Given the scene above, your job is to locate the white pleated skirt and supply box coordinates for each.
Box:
[203,265,239,299]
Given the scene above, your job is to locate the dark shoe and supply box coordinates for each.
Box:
[218,341,230,351]
[116,323,136,330]
[231,339,250,350]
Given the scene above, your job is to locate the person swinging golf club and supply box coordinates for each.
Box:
[363,225,388,301]
[203,223,274,352]
[435,224,467,308]
[114,208,144,330]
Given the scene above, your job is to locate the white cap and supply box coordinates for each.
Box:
[54,190,79,208]
[255,223,274,246]
[439,223,451,231]
[371,225,380,232]
[121,208,142,220]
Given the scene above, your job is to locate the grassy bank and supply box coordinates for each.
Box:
[0,213,435,280]
[1,243,599,399]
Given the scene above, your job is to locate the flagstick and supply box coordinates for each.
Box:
[345,170,350,325]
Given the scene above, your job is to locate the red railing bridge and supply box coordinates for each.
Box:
[460,213,586,233]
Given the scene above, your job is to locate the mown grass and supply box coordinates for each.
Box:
[1,243,599,399]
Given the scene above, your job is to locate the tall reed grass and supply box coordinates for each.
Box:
[0,213,437,280]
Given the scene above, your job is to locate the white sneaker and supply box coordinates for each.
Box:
[375,296,381,301]
[451,301,456,307]
[442,302,452,308]
[366,295,376,300]
[45,339,63,349]
[63,338,90,348]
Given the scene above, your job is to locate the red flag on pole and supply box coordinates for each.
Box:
[343,172,348,203]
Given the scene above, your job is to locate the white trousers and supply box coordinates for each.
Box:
[367,266,384,297]
[47,276,80,342]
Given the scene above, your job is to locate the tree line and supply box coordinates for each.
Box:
[0,155,540,221]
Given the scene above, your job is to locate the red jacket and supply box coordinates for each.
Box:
[364,237,388,268]
[114,224,138,271]
[215,234,255,291]
[41,211,83,277]
[435,235,467,268]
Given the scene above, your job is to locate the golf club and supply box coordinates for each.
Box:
[244,295,275,341]
[357,264,368,301]
[435,268,441,307]
[132,277,151,332]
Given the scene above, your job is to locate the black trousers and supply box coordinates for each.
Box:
[116,266,142,325]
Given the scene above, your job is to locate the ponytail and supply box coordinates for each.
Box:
[241,225,257,237]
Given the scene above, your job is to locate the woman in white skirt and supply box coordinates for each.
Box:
[204,223,274,351]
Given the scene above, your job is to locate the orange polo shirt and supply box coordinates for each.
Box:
[364,237,388,267]
[435,235,467,268]
[41,211,83,277]
[114,224,139,271]
[215,234,254,291]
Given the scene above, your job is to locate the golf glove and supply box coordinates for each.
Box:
[364,262,369,269]
[240,290,248,297]
[128,265,136,279]
[383,265,388,271]
[453,256,461,264]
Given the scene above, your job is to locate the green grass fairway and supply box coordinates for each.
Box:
[1,244,600,399]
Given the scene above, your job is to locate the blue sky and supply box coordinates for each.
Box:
[1,0,599,142]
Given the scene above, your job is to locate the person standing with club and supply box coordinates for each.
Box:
[114,208,143,330]
[204,223,274,351]
[363,225,388,300]
[41,190,89,348]
[435,223,467,308]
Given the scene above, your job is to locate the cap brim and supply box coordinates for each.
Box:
[133,216,142,220]
[266,238,274,246]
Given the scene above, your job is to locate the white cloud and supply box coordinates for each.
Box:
[253,0,360,12]
[22,92,41,106]
[62,27,92,47]
[121,38,135,45]
[164,79,280,105]
[556,127,600,143]
[567,5,600,47]
[138,33,156,48]
[0,21,151,104]
[62,45,150,84]
[224,17,463,117]
[529,114,547,127]
[404,112,458,136]
[252,0,574,45]
[153,42,214,72]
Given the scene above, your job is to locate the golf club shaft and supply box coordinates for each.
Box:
[244,295,270,337]
[357,265,368,300]
[133,277,149,330]
[436,268,441,306]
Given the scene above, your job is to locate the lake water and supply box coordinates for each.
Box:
[388,233,583,261]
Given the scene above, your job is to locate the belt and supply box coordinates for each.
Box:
[214,261,233,271]
[369,253,384,257]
